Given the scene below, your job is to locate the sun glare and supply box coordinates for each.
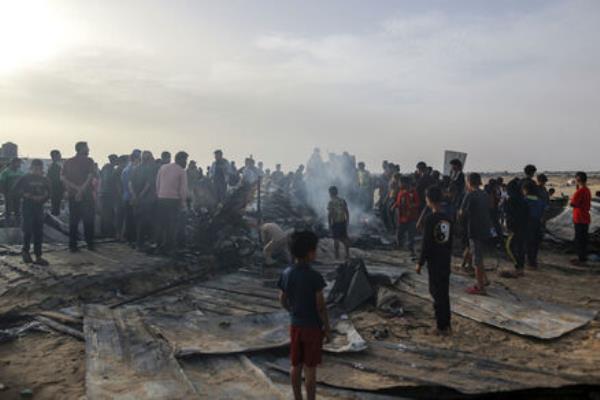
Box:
[0,0,73,74]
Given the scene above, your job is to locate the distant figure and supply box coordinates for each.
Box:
[521,164,538,195]
[14,159,50,266]
[121,150,142,245]
[277,231,331,400]
[0,158,24,225]
[448,158,465,215]
[186,160,200,206]
[271,164,285,187]
[156,151,188,255]
[61,142,96,252]
[327,186,351,260]
[99,154,119,237]
[209,150,231,204]
[523,181,546,269]
[47,150,64,216]
[130,151,159,250]
[160,151,171,165]
[357,162,372,211]
[503,178,528,278]
[416,186,452,336]
[460,173,492,295]
[392,176,420,258]
[570,172,591,266]
[260,222,292,265]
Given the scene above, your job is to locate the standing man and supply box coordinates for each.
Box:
[448,159,465,216]
[14,159,50,266]
[61,142,96,252]
[121,150,141,245]
[357,162,372,211]
[209,150,231,204]
[570,172,591,266]
[130,151,159,251]
[0,158,24,225]
[156,151,188,255]
[47,150,64,216]
[98,154,119,237]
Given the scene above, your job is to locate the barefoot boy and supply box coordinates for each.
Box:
[278,231,331,400]
[416,186,452,335]
[459,173,492,295]
[327,186,351,260]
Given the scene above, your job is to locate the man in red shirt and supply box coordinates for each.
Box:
[570,172,591,265]
[392,176,420,258]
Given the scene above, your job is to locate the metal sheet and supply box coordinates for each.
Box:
[146,310,366,357]
[396,266,597,339]
[83,305,199,400]
[266,340,579,395]
[180,355,286,399]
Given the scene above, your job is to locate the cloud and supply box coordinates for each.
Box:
[2,1,599,171]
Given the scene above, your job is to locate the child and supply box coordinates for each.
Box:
[570,172,591,265]
[392,176,419,258]
[459,173,492,295]
[523,181,546,269]
[14,159,50,266]
[327,186,351,260]
[416,186,452,335]
[278,231,331,400]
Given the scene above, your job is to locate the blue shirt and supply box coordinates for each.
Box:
[278,263,326,328]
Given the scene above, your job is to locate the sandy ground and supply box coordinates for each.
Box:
[0,332,85,399]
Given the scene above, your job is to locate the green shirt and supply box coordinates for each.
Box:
[0,167,24,193]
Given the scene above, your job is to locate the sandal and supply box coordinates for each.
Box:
[465,285,486,295]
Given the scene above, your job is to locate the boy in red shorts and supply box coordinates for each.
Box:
[278,231,331,400]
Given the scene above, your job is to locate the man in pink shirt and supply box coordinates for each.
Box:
[156,151,188,254]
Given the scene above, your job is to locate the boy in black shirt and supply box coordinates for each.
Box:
[14,159,50,265]
[416,186,452,335]
[278,231,331,400]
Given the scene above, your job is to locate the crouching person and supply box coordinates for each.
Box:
[15,159,50,266]
[416,186,452,335]
[278,231,331,400]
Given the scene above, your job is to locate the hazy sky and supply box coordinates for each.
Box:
[1,0,599,171]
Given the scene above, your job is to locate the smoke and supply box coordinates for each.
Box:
[303,149,382,232]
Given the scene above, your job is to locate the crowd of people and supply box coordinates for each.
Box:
[0,142,596,400]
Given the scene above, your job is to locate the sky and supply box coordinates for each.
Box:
[0,0,599,172]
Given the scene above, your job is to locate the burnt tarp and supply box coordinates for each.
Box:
[83,305,199,400]
[146,310,366,357]
[0,243,213,316]
[180,355,286,399]
[265,340,580,395]
[396,266,597,339]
